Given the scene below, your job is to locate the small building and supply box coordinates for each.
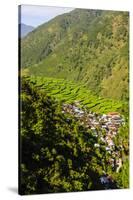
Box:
[107,112,120,116]
[94,143,100,148]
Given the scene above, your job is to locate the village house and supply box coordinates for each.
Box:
[62,102,124,174]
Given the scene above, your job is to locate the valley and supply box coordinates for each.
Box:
[20,7,129,194]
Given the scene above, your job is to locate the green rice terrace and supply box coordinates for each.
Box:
[26,76,126,115]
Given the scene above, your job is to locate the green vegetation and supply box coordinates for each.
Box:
[19,8,129,195]
[27,76,126,114]
[21,9,129,101]
[20,78,129,195]
[20,77,104,194]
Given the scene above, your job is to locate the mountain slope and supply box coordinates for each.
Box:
[20,77,128,194]
[20,23,34,38]
[21,9,129,101]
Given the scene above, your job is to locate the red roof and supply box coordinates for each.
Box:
[107,112,120,116]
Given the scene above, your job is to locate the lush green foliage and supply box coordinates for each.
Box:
[20,77,103,194]
[20,8,129,194]
[21,9,129,101]
[20,77,129,194]
[28,76,126,114]
[112,123,129,188]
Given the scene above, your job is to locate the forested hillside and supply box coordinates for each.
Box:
[21,9,129,101]
[20,77,129,194]
[19,8,129,195]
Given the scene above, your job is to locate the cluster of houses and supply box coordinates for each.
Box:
[62,101,125,176]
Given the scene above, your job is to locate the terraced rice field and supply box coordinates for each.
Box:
[28,76,123,114]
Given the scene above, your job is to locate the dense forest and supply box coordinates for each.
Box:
[19,8,129,195]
